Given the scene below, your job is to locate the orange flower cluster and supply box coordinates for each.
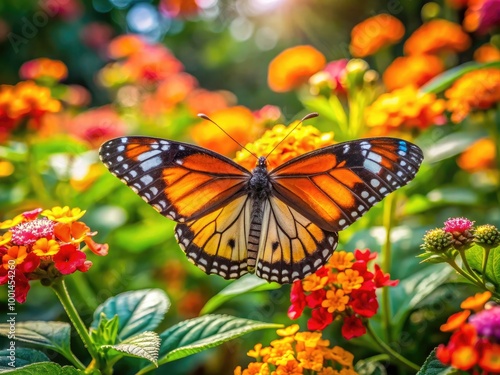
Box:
[404,19,471,55]
[445,68,500,123]
[474,44,500,63]
[0,81,61,140]
[457,138,496,173]
[349,14,405,57]
[160,0,199,18]
[463,0,500,34]
[19,58,68,82]
[0,207,108,303]
[234,122,334,171]
[365,86,446,134]
[437,291,500,373]
[268,46,326,92]
[234,325,358,375]
[382,55,444,91]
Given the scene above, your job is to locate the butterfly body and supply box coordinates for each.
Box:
[100,136,423,284]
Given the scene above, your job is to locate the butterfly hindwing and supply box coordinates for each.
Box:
[99,136,251,222]
[269,138,423,232]
[256,197,338,283]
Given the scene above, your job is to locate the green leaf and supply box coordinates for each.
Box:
[424,131,486,163]
[465,243,500,290]
[90,314,119,347]
[102,331,160,366]
[416,348,454,375]
[420,61,500,94]
[92,289,170,341]
[0,348,49,370]
[0,362,83,374]
[0,322,71,355]
[158,315,282,365]
[200,274,281,314]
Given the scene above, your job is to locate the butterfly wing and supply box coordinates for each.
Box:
[256,197,338,283]
[99,136,251,222]
[268,138,423,232]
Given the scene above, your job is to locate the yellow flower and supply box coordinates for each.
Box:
[336,269,363,294]
[41,206,86,224]
[277,325,300,337]
[294,331,327,349]
[327,346,355,367]
[328,251,354,271]
[0,214,25,229]
[0,231,12,246]
[322,289,349,313]
[318,369,340,375]
[445,68,500,123]
[32,238,60,257]
[241,362,269,375]
[274,359,303,375]
[302,273,329,292]
[297,348,324,371]
[234,124,334,171]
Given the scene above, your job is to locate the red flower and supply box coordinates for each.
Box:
[306,289,326,308]
[308,307,333,331]
[354,249,378,263]
[53,244,87,275]
[374,265,399,287]
[18,252,40,274]
[342,316,366,340]
[349,289,379,318]
[288,281,306,319]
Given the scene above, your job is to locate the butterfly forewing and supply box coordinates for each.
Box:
[99,136,251,222]
[269,138,423,232]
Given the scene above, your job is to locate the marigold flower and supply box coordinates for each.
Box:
[461,291,492,311]
[365,86,446,133]
[42,206,86,224]
[457,138,496,173]
[382,55,444,91]
[19,58,68,82]
[445,68,500,123]
[350,14,405,57]
[234,123,334,171]
[268,45,326,92]
[404,19,471,55]
[474,43,500,62]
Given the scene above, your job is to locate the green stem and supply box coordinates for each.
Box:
[26,136,53,205]
[367,322,420,372]
[446,257,500,299]
[51,278,101,368]
[381,192,396,342]
[482,246,491,286]
[457,248,483,285]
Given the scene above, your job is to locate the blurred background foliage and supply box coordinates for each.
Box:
[0,0,499,374]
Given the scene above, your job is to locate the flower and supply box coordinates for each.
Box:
[382,55,444,91]
[108,34,145,59]
[0,207,108,303]
[288,250,398,340]
[474,44,500,62]
[457,138,496,173]
[464,0,500,34]
[234,123,334,171]
[234,326,358,375]
[404,19,471,55]
[474,225,500,246]
[185,88,232,116]
[268,45,326,92]
[309,59,349,95]
[349,14,405,57]
[445,68,500,123]
[365,86,446,134]
[160,0,199,18]
[19,58,68,82]
[444,217,475,248]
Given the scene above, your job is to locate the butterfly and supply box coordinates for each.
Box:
[99,135,423,284]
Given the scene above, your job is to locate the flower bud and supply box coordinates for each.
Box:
[345,59,369,89]
[421,228,453,252]
[444,217,475,248]
[474,224,500,246]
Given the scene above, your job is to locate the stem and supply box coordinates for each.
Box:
[26,136,53,205]
[381,192,396,342]
[367,322,420,372]
[457,248,483,285]
[482,246,491,286]
[446,257,500,299]
[51,278,101,368]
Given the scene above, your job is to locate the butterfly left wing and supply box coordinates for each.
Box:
[269,138,423,232]
[99,136,251,222]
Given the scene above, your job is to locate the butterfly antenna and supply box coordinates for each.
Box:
[264,112,319,159]
[198,113,259,160]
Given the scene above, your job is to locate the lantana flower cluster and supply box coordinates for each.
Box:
[0,206,108,303]
[288,250,398,340]
[437,291,500,373]
[234,324,358,375]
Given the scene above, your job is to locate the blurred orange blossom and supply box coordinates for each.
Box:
[108,34,145,59]
[268,45,326,92]
[474,44,500,62]
[383,55,445,91]
[404,19,471,55]
[457,138,495,173]
[19,58,68,82]
[350,14,405,57]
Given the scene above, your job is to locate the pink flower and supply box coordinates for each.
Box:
[444,217,474,233]
[11,219,55,245]
[323,59,348,94]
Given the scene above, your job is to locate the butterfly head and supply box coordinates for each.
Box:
[257,156,267,168]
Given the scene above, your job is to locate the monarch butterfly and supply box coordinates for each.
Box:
[99,121,423,284]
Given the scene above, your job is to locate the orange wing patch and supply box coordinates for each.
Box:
[275,153,338,175]
[182,153,248,175]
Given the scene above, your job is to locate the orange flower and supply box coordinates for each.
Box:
[451,345,478,370]
[328,251,354,271]
[457,138,496,173]
[322,289,349,313]
[268,46,326,92]
[440,310,471,332]
[336,269,363,294]
[191,106,262,157]
[464,0,500,34]
[404,19,471,55]
[302,273,329,292]
[160,0,199,17]
[2,246,28,269]
[350,14,405,57]
[474,43,500,62]
[108,34,145,59]
[185,88,232,116]
[365,86,446,133]
[461,291,492,311]
[32,238,60,257]
[383,55,444,91]
[19,58,68,82]
[479,343,500,372]
[445,68,500,123]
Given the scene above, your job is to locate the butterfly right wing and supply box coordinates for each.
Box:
[99,136,251,222]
